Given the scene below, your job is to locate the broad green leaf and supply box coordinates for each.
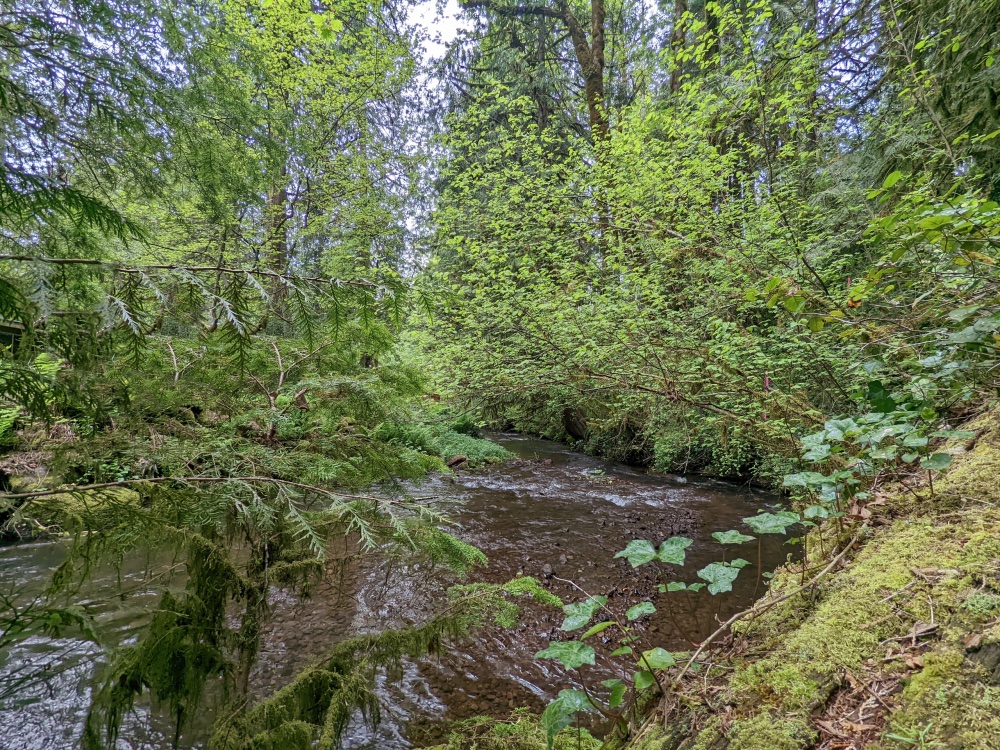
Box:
[948,326,982,344]
[946,305,981,322]
[782,471,826,488]
[560,596,607,631]
[541,689,594,748]
[640,647,676,669]
[633,670,656,690]
[536,641,597,669]
[610,646,633,656]
[657,536,693,564]
[920,453,952,471]
[626,602,657,620]
[666,582,687,591]
[866,381,896,413]
[729,558,751,569]
[743,511,799,535]
[609,681,626,707]
[883,170,903,188]
[697,562,740,594]
[712,530,755,545]
[615,539,657,567]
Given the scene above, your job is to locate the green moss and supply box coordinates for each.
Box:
[936,405,1000,506]
[421,709,600,750]
[962,591,1000,617]
[727,712,814,750]
[885,649,1000,749]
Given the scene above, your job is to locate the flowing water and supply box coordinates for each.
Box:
[0,434,794,749]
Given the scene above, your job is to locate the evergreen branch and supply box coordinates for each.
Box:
[0,476,437,506]
[0,256,383,290]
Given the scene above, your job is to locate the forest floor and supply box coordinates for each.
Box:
[620,403,1000,750]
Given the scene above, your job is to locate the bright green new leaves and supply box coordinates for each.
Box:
[626,602,657,620]
[536,641,597,669]
[615,537,692,567]
[712,530,755,545]
[743,511,800,535]
[560,596,607,631]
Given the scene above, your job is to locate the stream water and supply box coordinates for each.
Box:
[0,434,794,749]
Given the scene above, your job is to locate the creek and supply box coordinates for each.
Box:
[0,433,794,749]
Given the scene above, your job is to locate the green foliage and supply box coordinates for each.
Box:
[373,420,512,467]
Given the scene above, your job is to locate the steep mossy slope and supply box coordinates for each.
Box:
[621,406,1000,750]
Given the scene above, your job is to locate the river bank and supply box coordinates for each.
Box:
[0,433,790,749]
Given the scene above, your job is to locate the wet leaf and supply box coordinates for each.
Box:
[657,536,693,564]
[536,641,597,669]
[615,539,657,567]
[920,453,952,471]
[626,602,657,620]
[712,530,755,545]
[541,689,595,748]
[697,562,740,594]
[640,647,676,669]
[560,596,607,631]
[633,670,656,690]
[743,511,799,535]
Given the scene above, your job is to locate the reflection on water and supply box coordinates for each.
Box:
[0,434,794,749]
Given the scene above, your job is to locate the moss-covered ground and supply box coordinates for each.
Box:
[620,405,1000,750]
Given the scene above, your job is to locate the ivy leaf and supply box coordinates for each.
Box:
[687,583,706,592]
[666,581,687,591]
[729,558,751,569]
[633,670,657,690]
[920,453,952,471]
[615,540,657,567]
[743,511,799,535]
[640,647,676,669]
[560,596,607,631]
[657,536,693,564]
[536,641,597,669]
[610,646,633,656]
[783,472,826,488]
[712,530,755,545]
[541,689,595,748]
[626,602,657,620]
[697,562,740,594]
